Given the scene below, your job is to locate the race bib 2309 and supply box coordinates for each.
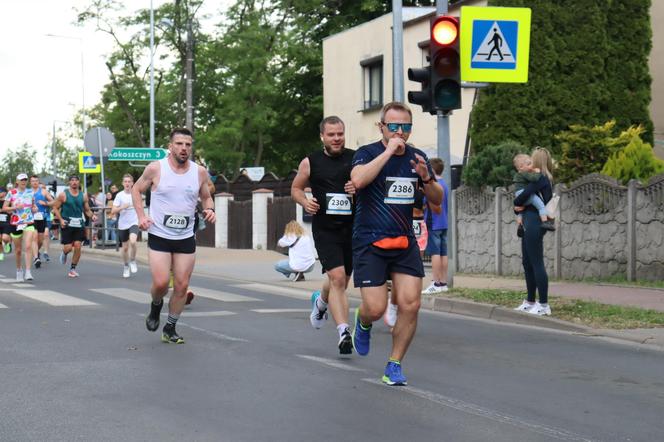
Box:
[325,193,352,215]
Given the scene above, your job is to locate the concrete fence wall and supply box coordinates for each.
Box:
[453,173,664,281]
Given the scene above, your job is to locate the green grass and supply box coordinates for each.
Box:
[446,288,664,329]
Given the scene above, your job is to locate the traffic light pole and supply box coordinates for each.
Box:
[436,0,454,288]
[392,0,404,102]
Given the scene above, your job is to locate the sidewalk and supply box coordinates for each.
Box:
[75,242,664,349]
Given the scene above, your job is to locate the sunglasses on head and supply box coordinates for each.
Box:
[382,122,413,133]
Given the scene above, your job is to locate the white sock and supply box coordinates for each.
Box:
[337,323,349,337]
[316,296,328,311]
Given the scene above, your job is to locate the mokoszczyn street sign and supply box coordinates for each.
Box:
[108,148,168,162]
[460,6,531,83]
[78,151,100,174]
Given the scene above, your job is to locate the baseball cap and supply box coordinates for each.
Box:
[16,173,28,181]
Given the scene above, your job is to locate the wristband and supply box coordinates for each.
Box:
[422,176,434,184]
[203,208,215,213]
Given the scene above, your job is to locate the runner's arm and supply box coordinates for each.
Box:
[199,166,216,223]
[132,162,157,223]
[83,193,95,219]
[52,193,66,225]
[351,140,401,190]
[291,158,320,214]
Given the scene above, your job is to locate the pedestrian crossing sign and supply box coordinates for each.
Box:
[79,151,101,174]
[460,6,531,83]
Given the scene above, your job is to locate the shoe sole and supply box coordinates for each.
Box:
[338,335,353,355]
[161,334,185,344]
[381,375,407,386]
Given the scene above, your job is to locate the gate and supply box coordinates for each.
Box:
[228,200,253,248]
[267,196,296,251]
[195,214,216,247]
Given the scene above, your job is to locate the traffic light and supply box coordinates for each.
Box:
[429,15,461,113]
[49,180,57,194]
[407,66,432,114]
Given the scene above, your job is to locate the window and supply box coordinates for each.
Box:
[361,56,383,110]
[418,41,430,67]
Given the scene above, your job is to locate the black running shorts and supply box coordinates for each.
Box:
[148,233,196,254]
[352,237,424,288]
[312,224,353,275]
[61,227,86,245]
[34,220,47,233]
[118,225,139,244]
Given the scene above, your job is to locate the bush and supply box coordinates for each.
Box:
[462,141,526,189]
[601,136,664,185]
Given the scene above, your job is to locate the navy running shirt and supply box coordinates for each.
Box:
[351,140,435,248]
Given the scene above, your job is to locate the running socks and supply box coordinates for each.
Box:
[70,263,77,270]
[336,323,349,338]
[167,314,180,327]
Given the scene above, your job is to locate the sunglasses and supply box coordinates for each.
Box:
[382,122,413,133]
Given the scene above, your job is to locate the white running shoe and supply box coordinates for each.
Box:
[25,270,33,281]
[309,291,328,329]
[16,269,24,282]
[129,261,138,273]
[514,300,535,312]
[123,265,131,278]
[421,282,448,295]
[528,302,552,316]
[383,301,398,328]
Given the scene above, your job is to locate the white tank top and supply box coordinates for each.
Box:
[148,158,200,240]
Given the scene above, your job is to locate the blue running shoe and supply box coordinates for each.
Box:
[309,291,327,329]
[382,361,407,386]
[352,308,371,356]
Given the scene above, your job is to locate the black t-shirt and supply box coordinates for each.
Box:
[308,148,355,230]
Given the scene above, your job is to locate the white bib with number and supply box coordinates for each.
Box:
[0,214,7,223]
[412,220,422,236]
[33,212,44,221]
[163,214,190,230]
[384,177,417,205]
[325,193,352,215]
[68,217,83,228]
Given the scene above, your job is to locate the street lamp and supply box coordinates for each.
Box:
[44,34,86,139]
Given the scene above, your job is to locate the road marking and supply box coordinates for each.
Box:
[161,311,236,318]
[178,322,248,342]
[297,355,366,372]
[92,288,151,304]
[188,286,261,303]
[13,290,97,307]
[234,283,311,300]
[13,283,35,288]
[0,303,7,309]
[0,278,16,283]
[251,308,310,314]
[362,379,595,442]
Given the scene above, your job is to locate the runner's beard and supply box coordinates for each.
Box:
[175,154,188,164]
[323,144,344,157]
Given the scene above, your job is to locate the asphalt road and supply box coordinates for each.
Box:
[0,254,662,442]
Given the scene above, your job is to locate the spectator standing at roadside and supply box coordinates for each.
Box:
[422,158,449,295]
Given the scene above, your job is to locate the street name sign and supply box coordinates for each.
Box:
[78,152,100,174]
[108,148,168,162]
[460,6,532,83]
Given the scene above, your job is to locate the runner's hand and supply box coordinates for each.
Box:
[138,216,153,230]
[410,154,430,181]
[386,137,406,155]
[343,180,356,195]
[202,208,216,224]
[304,197,320,215]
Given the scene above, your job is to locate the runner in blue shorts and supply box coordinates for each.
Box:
[350,102,443,386]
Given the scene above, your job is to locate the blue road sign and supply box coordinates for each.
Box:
[470,20,519,70]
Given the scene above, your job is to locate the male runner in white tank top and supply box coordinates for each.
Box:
[132,128,216,344]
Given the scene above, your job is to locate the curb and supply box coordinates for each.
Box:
[79,245,658,347]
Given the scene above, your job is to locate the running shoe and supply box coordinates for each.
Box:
[514,300,535,312]
[145,301,163,331]
[352,308,371,356]
[3,242,10,254]
[309,291,328,329]
[162,324,185,344]
[129,261,138,273]
[68,269,79,278]
[25,270,34,281]
[528,302,552,316]
[382,361,407,386]
[383,301,398,328]
[338,328,353,355]
[421,282,448,295]
[34,257,41,269]
[43,252,50,262]
[16,269,24,282]
[59,252,67,265]
[185,291,195,305]
[123,265,130,278]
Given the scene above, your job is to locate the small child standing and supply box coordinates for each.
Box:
[513,154,555,233]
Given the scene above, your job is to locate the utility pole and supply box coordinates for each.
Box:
[185,18,194,136]
[392,0,404,102]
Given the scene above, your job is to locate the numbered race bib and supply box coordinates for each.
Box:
[68,217,83,228]
[33,212,44,221]
[163,214,190,230]
[412,220,422,236]
[0,214,7,223]
[325,193,352,215]
[16,223,26,231]
[384,177,417,205]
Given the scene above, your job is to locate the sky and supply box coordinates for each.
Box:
[0,0,230,171]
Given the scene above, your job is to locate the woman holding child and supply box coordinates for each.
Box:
[513,147,554,316]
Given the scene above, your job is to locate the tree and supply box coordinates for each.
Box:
[462,140,526,189]
[470,0,653,155]
[602,133,664,185]
[0,145,37,187]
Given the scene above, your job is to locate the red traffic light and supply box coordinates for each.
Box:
[431,16,459,46]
